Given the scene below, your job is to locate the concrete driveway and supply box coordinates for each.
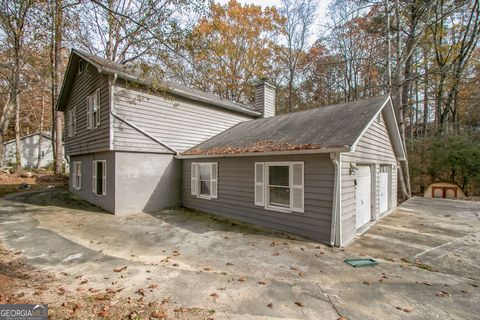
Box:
[0,191,479,320]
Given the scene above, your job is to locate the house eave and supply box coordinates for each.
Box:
[175,147,350,159]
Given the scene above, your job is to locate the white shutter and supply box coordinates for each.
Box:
[102,161,107,195]
[73,106,77,135]
[68,111,72,137]
[78,162,82,190]
[95,89,101,126]
[191,163,198,196]
[92,161,97,194]
[254,162,265,206]
[86,95,92,129]
[211,163,218,199]
[291,162,304,213]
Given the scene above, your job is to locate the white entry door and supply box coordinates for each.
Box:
[355,165,372,229]
[379,165,389,214]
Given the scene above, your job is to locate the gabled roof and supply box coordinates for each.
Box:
[56,49,261,117]
[179,95,406,160]
[3,131,52,145]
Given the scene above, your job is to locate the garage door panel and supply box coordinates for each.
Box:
[355,165,371,229]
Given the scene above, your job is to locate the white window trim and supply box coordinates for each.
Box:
[72,161,82,190]
[87,89,101,130]
[259,161,304,214]
[68,106,77,137]
[191,162,218,200]
[92,160,107,196]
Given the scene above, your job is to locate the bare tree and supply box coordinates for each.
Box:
[0,0,33,172]
[279,0,317,112]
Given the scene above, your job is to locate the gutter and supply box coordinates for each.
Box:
[175,146,350,159]
[109,72,177,154]
[329,152,342,247]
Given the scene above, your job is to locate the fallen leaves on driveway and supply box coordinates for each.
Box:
[151,309,167,318]
[113,266,127,273]
[396,306,413,313]
[294,302,304,307]
[436,290,449,297]
[238,277,247,282]
[267,303,273,308]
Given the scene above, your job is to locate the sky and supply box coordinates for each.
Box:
[214,0,331,43]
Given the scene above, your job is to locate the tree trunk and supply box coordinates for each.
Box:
[14,94,22,172]
[53,0,63,175]
[0,94,14,166]
[37,88,46,169]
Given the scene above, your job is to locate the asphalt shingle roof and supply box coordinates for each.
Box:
[57,49,260,117]
[182,95,390,155]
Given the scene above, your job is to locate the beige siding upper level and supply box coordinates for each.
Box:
[112,84,254,153]
[64,64,110,156]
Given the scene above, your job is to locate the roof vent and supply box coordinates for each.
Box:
[255,78,276,118]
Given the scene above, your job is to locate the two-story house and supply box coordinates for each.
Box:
[57,49,406,246]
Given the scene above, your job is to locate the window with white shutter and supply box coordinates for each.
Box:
[262,162,304,214]
[92,160,106,196]
[191,162,218,200]
[87,89,100,130]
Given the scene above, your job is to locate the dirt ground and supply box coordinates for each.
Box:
[0,170,68,197]
[0,245,214,320]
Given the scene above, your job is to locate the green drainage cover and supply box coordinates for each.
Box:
[344,258,378,268]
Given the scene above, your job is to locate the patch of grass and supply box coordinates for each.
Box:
[414,263,437,272]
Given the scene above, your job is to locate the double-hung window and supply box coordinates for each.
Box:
[68,106,77,137]
[92,160,106,196]
[87,89,101,129]
[255,162,304,213]
[190,162,218,199]
[72,161,82,190]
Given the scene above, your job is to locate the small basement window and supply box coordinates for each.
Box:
[92,160,106,196]
[72,161,82,190]
[191,162,218,199]
[255,162,304,213]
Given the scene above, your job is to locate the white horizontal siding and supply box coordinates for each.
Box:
[113,84,254,152]
[341,112,398,245]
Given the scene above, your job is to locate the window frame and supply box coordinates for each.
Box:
[92,160,107,196]
[259,161,304,214]
[68,106,77,137]
[191,162,218,200]
[72,161,82,190]
[87,89,101,130]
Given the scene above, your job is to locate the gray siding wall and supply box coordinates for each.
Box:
[114,152,181,215]
[340,111,398,245]
[112,83,254,152]
[69,152,116,213]
[64,64,111,156]
[182,154,334,243]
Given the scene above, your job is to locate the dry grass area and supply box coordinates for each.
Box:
[0,245,215,320]
[0,169,68,198]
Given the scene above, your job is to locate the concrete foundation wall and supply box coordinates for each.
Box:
[69,152,116,213]
[114,152,181,215]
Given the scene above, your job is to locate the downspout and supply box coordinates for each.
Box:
[109,73,117,150]
[330,152,342,246]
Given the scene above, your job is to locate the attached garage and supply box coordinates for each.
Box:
[179,95,406,247]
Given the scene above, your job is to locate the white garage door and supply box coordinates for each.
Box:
[379,165,389,214]
[355,165,372,229]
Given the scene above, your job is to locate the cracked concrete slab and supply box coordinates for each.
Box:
[0,192,479,319]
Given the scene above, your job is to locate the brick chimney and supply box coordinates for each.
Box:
[255,78,276,118]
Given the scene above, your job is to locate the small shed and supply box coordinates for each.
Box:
[424,181,466,199]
